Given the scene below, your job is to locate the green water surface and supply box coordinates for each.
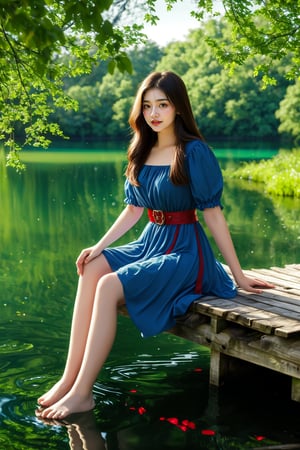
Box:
[0,144,300,449]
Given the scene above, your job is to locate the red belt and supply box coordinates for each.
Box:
[148,209,198,226]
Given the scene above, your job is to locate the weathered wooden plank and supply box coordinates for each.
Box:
[270,265,300,281]
[211,331,300,380]
[248,316,300,336]
[275,324,300,338]
[194,296,300,336]
[252,265,300,279]
[122,264,300,403]
[261,287,300,297]
[242,265,300,280]
[271,265,300,277]
[248,335,300,365]
[224,264,300,296]
[243,302,300,322]
[168,323,215,347]
[240,288,300,305]
[226,308,287,334]
[194,265,300,401]
[236,294,296,312]
[191,263,300,338]
[244,269,300,292]
[193,298,236,318]
[193,299,266,329]
[229,294,300,321]
[237,293,300,315]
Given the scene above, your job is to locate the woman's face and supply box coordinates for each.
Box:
[142,88,177,134]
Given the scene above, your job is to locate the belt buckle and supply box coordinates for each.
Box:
[153,210,165,225]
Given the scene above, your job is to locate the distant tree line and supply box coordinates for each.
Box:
[1,0,299,170]
[51,20,299,143]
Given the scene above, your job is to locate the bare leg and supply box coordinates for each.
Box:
[36,272,124,420]
[38,254,112,407]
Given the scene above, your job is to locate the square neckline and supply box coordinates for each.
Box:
[143,164,171,167]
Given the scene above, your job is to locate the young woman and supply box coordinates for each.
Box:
[36,71,274,420]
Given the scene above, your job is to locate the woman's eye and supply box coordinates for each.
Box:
[143,104,150,110]
[159,103,168,108]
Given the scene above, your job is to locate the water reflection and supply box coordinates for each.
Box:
[32,373,300,450]
[1,149,300,449]
[39,411,107,450]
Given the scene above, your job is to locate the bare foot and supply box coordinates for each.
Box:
[37,379,73,407]
[35,391,95,420]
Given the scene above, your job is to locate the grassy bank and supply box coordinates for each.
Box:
[225,149,300,198]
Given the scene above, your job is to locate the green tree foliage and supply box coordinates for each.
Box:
[276,80,300,141]
[54,42,163,140]
[155,21,290,139]
[0,0,147,168]
[1,0,299,167]
[50,19,294,141]
[193,0,300,83]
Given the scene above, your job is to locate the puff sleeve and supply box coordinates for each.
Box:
[185,140,223,211]
[124,178,140,206]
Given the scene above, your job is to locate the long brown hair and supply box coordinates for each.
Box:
[125,71,205,186]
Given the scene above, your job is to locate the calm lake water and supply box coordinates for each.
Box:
[1,142,300,449]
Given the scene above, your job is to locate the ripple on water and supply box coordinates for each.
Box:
[101,351,208,388]
[0,324,70,448]
[0,341,34,354]
[0,320,211,448]
[0,394,68,449]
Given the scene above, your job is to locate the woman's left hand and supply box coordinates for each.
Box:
[236,275,275,294]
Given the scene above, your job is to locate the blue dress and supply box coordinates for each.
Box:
[103,140,237,337]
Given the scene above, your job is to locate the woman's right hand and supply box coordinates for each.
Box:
[76,246,101,276]
[75,206,144,276]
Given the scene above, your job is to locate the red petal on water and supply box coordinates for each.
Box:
[201,429,216,436]
[182,419,196,430]
[129,407,136,411]
[138,407,147,415]
[255,435,266,441]
[129,389,137,393]
[178,425,188,432]
[194,368,203,372]
[160,417,166,421]
[167,418,179,426]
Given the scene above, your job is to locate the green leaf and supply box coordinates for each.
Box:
[108,59,116,74]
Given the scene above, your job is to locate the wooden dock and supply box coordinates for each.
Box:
[170,264,300,402]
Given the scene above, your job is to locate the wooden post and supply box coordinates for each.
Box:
[291,377,300,402]
[211,317,227,334]
[209,348,230,386]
